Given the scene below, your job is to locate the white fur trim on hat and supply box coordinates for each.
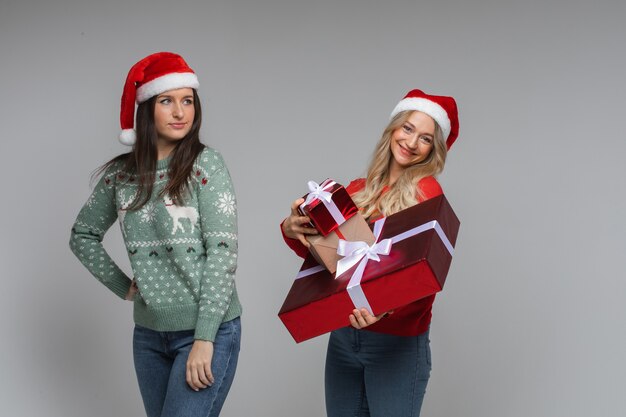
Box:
[390,97,451,140]
[119,129,136,146]
[136,72,199,103]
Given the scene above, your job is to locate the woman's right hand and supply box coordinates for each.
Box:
[281,198,318,248]
[125,279,138,301]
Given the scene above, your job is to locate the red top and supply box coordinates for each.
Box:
[281,176,443,337]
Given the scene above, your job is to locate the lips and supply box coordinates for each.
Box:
[168,123,188,129]
[399,145,416,157]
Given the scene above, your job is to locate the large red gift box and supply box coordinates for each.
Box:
[298,179,359,236]
[279,194,460,343]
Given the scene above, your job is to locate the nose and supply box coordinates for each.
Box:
[405,134,419,149]
[172,102,184,118]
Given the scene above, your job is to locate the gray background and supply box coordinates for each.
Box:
[1,0,624,416]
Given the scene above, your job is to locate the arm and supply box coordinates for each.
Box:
[185,152,238,391]
[69,167,132,299]
[194,153,239,342]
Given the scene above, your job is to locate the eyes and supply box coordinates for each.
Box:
[420,136,433,145]
[157,97,194,106]
[401,124,433,144]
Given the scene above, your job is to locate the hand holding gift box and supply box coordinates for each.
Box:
[279,194,460,343]
[299,179,375,273]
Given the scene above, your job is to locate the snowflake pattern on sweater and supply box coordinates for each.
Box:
[69,147,241,341]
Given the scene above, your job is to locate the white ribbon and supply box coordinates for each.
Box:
[299,180,346,229]
[336,238,392,312]
[295,264,326,280]
[336,217,455,313]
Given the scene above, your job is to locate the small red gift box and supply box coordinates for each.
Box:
[279,194,460,343]
[298,179,359,236]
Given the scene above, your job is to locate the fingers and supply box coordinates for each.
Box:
[284,197,322,247]
[349,313,360,329]
[186,366,207,391]
[349,308,380,329]
[288,199,318,233]
[290,198,306,215]
[186,340,215,392]
[287,218,317,235]
[186,363,206,391]
[204,362,215,386]
[298,235,311,248]
[282,213,318,241]
[186,361,213,391]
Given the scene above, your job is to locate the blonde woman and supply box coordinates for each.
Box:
[281,89,459,417]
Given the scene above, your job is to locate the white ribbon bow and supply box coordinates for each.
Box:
[303,180,334,205]
[336,239,393,277]
[334,219,389,313]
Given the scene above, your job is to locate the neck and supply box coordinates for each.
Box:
[388,160,403,186]
[157,142,176,161]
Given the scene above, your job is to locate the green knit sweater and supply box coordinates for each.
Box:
[70,147,241,341]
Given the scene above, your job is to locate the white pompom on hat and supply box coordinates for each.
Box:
[119,52,199,146]
[390,89,459,149]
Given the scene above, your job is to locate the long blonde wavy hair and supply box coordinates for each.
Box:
[352,110,447,219]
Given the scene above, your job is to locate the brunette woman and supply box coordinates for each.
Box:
[70,52,241,417]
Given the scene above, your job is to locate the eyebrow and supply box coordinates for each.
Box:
[157,94,194,99]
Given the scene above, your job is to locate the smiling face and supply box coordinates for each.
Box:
[153,87,195,149]
[389,111,435,172]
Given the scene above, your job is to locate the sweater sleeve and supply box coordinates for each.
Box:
[69,167,132,299]
[417,176,443,202]
[194,151,239,341]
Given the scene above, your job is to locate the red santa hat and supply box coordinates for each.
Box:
[119,52,200,146]
[390,89,459,149]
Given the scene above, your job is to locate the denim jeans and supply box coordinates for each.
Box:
[325,326,431,417]
[133,317,241,417]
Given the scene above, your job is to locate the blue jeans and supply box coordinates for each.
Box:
[133,317,241,417]
[325,327,431,417]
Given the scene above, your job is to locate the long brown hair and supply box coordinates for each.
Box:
[95,89,204,210]
[352,110,447,218]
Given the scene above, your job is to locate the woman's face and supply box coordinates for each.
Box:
[153,87,195,146]
[389,111,435,170]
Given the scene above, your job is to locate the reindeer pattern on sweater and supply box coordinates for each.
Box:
[69,147,241,341]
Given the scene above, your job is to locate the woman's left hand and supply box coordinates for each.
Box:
[186,340,215,391]
[349,308,391,329]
